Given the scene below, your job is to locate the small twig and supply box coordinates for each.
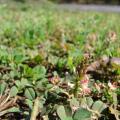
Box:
[0,109,9,117]
[0,94,10,107]
[0,95,7,104]
[0,99,15,112]
[30,97,40,120]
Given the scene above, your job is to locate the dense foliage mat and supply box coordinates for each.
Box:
[0,3,120,120]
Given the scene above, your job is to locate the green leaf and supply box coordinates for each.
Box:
[80,98,88,108]
[25,99,33,109]
[86,97,93,108]
[23,65,33,78]
[64,106,72,118]
[0,107,20,116]
[65,117,73,120]
[57,105,67,120]
[0,82,7,94]
[15,80,21,88]
[36,78,48,89]
[14,53,25,64]
[112,92,118,107]
[73,108,92,120]
[33,65,46,80]
[48,55,59,65]
[57,105,73,120]
[24,88,35,100]
[21,78,29,87]
[70,97,79,108]
[34,55,43,63]
[10,86,18,97]
[92,101,106,113]
[7,107,20,113]
[67,57,74,70]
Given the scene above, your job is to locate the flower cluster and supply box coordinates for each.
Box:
[49,75,60,85]
[80,75,91,95]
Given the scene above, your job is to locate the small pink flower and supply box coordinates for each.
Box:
[48,76,60,85]
[82,88,91,94]
[81,75,89,84]
[80,75,91,95]
[81,79,89,85]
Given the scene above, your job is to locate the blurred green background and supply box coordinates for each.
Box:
[1,0,120,5]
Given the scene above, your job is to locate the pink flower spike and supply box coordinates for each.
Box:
[81,79,89,84]
[81,75,89,84]
[80,75,91,95]
[83,88,91,94]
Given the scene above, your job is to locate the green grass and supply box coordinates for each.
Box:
[0,3,120,56]
[0,3,120,120]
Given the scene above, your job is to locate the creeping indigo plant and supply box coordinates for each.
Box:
[0,3,120,120]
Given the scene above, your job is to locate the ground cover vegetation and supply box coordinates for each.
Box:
[0,2,120,120]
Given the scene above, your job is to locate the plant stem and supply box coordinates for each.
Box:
[74,76,79,97]
[30,97,39,120]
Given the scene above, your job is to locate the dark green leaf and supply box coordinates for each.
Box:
[0,82,7,94]
[92,101,106,113]
[73,108,92,120]
[24,88,35,100]
[10,86,18,97]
